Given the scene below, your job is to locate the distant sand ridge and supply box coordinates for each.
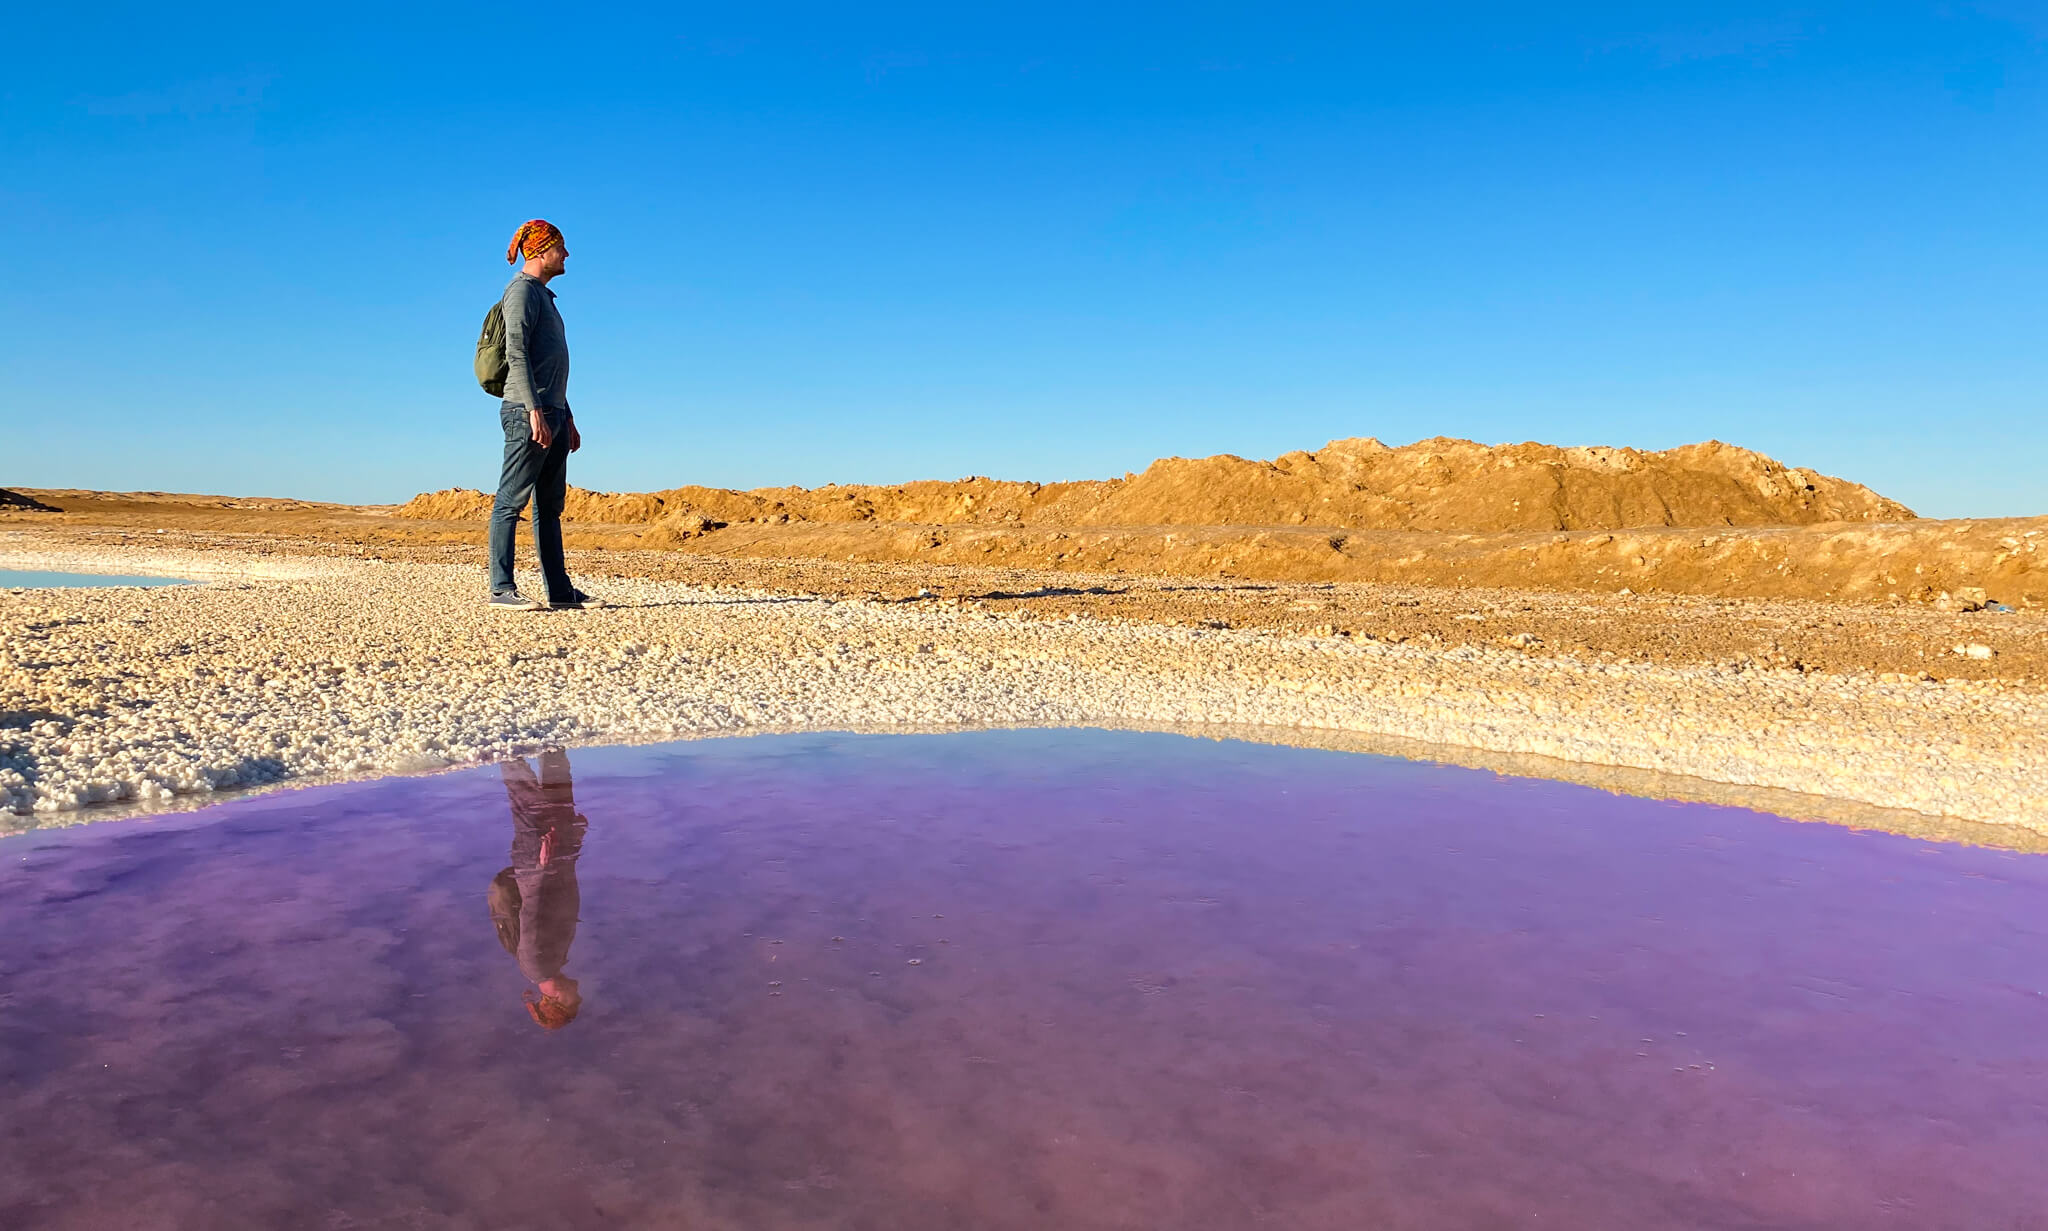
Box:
[396,437,1914,534]
[14,436,2038,609]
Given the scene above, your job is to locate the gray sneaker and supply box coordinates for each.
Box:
[549,588,600,611]
[488,591,540,610]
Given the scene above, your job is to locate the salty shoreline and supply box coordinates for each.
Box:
[5,538,2044,843]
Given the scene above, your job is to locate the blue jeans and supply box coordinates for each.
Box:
[488,403,574,601]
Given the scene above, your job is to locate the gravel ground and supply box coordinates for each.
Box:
[5,541,2045,842]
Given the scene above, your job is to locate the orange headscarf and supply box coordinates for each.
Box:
[507,219,564,265]
[524,989,581,1030]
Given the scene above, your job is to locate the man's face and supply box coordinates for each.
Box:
[542,244,569,277]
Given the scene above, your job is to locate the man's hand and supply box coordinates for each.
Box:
[528,406,553,448]
[565,418,582,453]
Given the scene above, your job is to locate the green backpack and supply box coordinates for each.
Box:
[474,301,509,397]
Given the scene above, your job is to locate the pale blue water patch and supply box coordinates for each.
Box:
[0,569,195,588]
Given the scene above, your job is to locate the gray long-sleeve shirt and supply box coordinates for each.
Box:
[501,272,570,412]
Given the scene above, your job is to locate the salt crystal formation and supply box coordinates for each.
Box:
[2,546,2042,832]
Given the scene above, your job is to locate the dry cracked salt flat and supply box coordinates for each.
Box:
[3,544,2046,836]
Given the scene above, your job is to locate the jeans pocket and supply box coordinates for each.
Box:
[502,407,529,443]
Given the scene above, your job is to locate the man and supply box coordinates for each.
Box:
[489,219,593,610]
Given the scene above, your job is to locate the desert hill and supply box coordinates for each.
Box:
[397,436,1911,533]
[10,456,2039,612]
[0,489,61,512]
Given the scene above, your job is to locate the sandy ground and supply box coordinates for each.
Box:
[4,523,2044,846]
[14,488,2048,615]
[7,492,2045,682]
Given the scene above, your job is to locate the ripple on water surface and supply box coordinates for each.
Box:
[1,729,2044,1230]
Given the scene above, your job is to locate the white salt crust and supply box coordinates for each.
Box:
[3,546,2043,833]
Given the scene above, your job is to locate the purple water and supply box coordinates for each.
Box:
[2,729,2044,1229]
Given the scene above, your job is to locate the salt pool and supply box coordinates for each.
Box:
[0,569,194,588]
[1,728,2042,1229]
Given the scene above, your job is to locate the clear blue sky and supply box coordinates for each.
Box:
[9,2,2044,517]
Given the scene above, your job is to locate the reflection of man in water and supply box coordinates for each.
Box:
[488,749,588,1029]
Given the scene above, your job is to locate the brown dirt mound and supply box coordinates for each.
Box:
[0,489,62,512]
[392,488,495,520]
[393,436,1912,532]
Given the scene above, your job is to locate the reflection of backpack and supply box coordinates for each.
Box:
[475,302,508,396]
[488,866,521,954]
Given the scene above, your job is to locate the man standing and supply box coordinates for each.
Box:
[489,218,591,610]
